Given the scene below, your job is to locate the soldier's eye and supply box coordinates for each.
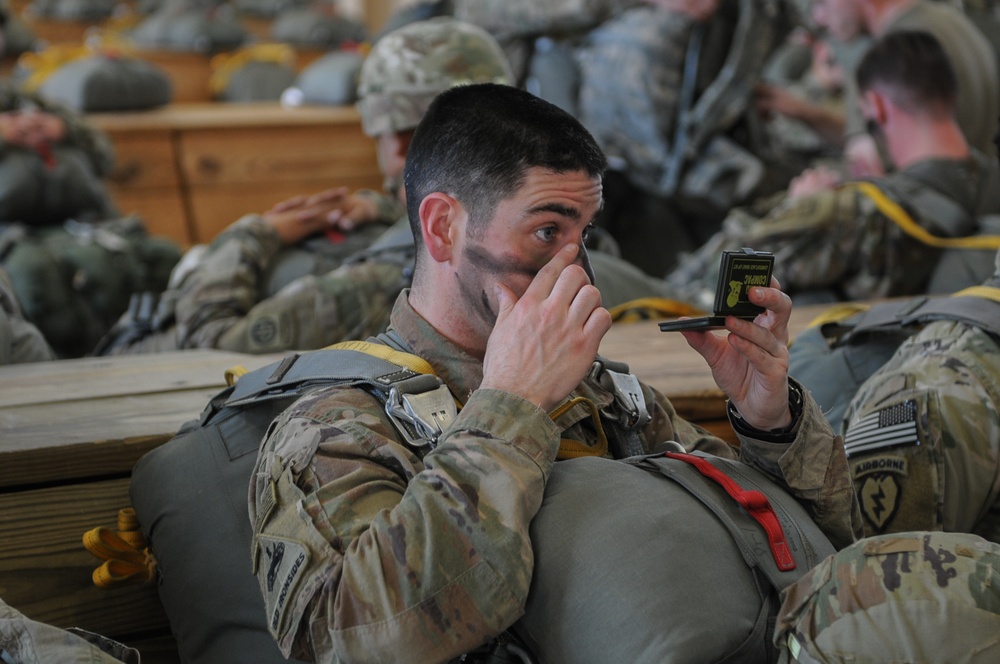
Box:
[582,224,594,244]
[535,226,558,242]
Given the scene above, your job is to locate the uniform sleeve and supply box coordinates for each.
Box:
[731,381,864,550]
[745,187,934,300]
[173,214,283,349]
[173,214,405,353]
[250,387,562,663]
[353,189,406,224]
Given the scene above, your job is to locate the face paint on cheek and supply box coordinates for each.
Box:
[458,242,546,326]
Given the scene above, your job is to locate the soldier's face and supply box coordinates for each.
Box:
[453,167,602,332]
[811,0,865,42]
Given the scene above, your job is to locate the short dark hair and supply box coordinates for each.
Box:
[855,30,958,118]
[403,83,607,256]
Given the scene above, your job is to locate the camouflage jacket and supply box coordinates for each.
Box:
[774,531,1000,663]
[0,81,115,177]
[666,152,1000,310]
[248,291,861,663]
[173,212,411,353]
[843,314,1000,543]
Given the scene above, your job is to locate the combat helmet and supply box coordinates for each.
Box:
[356,16,513,137]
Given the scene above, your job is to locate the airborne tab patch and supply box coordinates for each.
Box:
[853,454,909,531]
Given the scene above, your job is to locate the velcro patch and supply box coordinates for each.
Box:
[845,400,919,456]
[257,535,309,636]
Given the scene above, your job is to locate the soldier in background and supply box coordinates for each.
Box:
[0,76,181,357]
[454,0,799,276]
[97,16,678,355]
[664,30,1000,310]
[810,0,999,176]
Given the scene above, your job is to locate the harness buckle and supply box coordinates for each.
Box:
[591,361,651,430]
[385,376,457,449]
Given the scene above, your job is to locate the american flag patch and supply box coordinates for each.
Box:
[845,400,919,457]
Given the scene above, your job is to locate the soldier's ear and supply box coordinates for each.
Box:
[418,192,464,263]
[862,89,888,127]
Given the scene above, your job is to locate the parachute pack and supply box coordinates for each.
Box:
[130,338,834,663]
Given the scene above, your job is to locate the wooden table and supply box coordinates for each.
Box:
[88,102,382,248]
[0,350,282,664]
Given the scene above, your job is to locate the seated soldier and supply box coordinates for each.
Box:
[248,80,861,663]
[665,30,1000,310]
[0,78,181,357]
[97,17,680,356]
[811,0,999,177]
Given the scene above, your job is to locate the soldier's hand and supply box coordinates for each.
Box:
[481,243,612,413]
[787,166,840,199]
[0,110,66,148]
[680,278,793,431]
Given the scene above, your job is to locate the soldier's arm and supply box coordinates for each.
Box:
[173,214,283,349]
[250,385,561,663]
[731,380,864,550]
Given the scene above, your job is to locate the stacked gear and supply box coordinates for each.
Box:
[0,217,181,357]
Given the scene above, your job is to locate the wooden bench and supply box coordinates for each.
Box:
[0,350,283,664]
[87,102,383,247]
[0,303,828,661]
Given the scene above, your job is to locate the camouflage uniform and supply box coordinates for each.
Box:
[0,596,139,663]
[666,152,1000,309]
[838,266,1000,541]
[774,531,1000,663]
[0,265,54,364]
[173,213,410,354]
[248,291,862,663]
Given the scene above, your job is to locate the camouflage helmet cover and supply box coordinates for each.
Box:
[356,16,513,136]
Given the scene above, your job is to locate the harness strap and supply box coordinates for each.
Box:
[804,286,1000,345]
[850,181,1000,249]
[664,451,796,571]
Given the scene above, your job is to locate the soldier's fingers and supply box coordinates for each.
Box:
[306,187,350,206]
[522,244,581,301]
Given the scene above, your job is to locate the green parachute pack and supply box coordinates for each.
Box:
[128,336,834,663]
